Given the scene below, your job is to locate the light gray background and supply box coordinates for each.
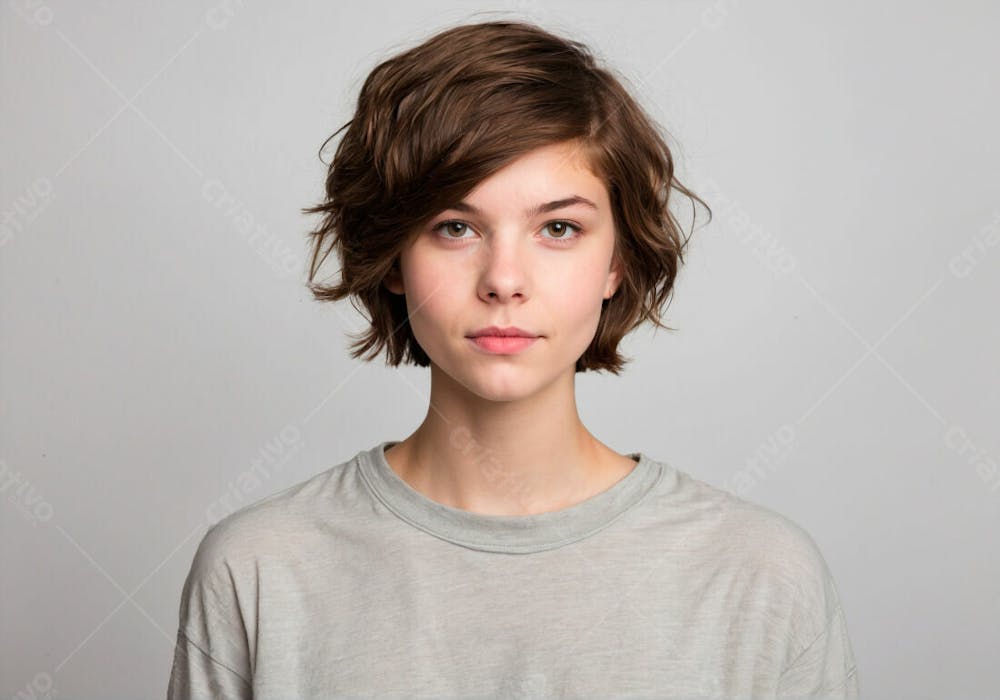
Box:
[2,1,998,698]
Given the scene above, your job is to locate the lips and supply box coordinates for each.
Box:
[468,325,539,338]
[468,335,538,354]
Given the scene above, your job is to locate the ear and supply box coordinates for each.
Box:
[384,260,405,295]
[604,254,623,300]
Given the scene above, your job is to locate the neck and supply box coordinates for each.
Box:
[383,363,635,515]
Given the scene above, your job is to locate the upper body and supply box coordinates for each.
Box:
[167,440,859,699]
[172,18,861,700]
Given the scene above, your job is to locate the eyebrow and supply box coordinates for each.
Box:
[446,195,599,219]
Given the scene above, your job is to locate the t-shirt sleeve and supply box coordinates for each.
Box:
[167,523,255,700]
[776,601,859,697]
[168,628,253,699]
[771,517,860,698]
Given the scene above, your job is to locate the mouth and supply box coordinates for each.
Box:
[467,335,540,355]
[467,325,540,339]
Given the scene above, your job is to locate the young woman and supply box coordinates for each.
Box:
[168,19,859,699]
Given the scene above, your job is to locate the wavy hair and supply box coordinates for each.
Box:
[302,19,711,374]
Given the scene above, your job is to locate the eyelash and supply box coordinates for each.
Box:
[431,219,584,246]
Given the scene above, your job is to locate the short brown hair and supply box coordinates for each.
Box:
[302,19,711,374]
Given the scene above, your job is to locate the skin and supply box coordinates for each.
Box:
[382,139,638,516]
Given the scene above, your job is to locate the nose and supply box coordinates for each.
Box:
[476,234,530,303]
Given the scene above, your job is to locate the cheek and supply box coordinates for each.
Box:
[400,257,464,333]
[542,263,611,348]
[548,260,610,310]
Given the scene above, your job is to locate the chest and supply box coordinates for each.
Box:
[247,544,791,698]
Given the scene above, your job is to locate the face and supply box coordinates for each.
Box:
[383,140,623,402]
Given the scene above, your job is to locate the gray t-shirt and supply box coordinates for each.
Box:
[167,441,859,699]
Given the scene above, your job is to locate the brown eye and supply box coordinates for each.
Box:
[540,221,583,243]
[432,221,472,239]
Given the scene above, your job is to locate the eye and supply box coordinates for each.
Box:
[434,221,473,240]
[431,220,583,245]
[540,221,583,243]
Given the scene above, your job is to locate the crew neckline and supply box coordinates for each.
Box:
[357,440,665,553]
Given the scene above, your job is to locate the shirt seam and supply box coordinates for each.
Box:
[816,663,858,694]
[178,627,253,687]
[777,601,842,680]
[356,450,666,554]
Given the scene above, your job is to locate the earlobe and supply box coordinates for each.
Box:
[605,259,623,299]
[384,264,405,295]
[384,275,404,295]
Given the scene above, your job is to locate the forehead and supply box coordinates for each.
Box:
[466,140,606,199]
[506,140,598,174]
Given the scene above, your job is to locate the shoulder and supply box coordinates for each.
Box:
[665,464,844,612]
[171,465,356,684]
[723,490,836,593]
[675,470,849,655]
[701,475,848,643]
[649,461,857,682]
[187,459,354,580]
